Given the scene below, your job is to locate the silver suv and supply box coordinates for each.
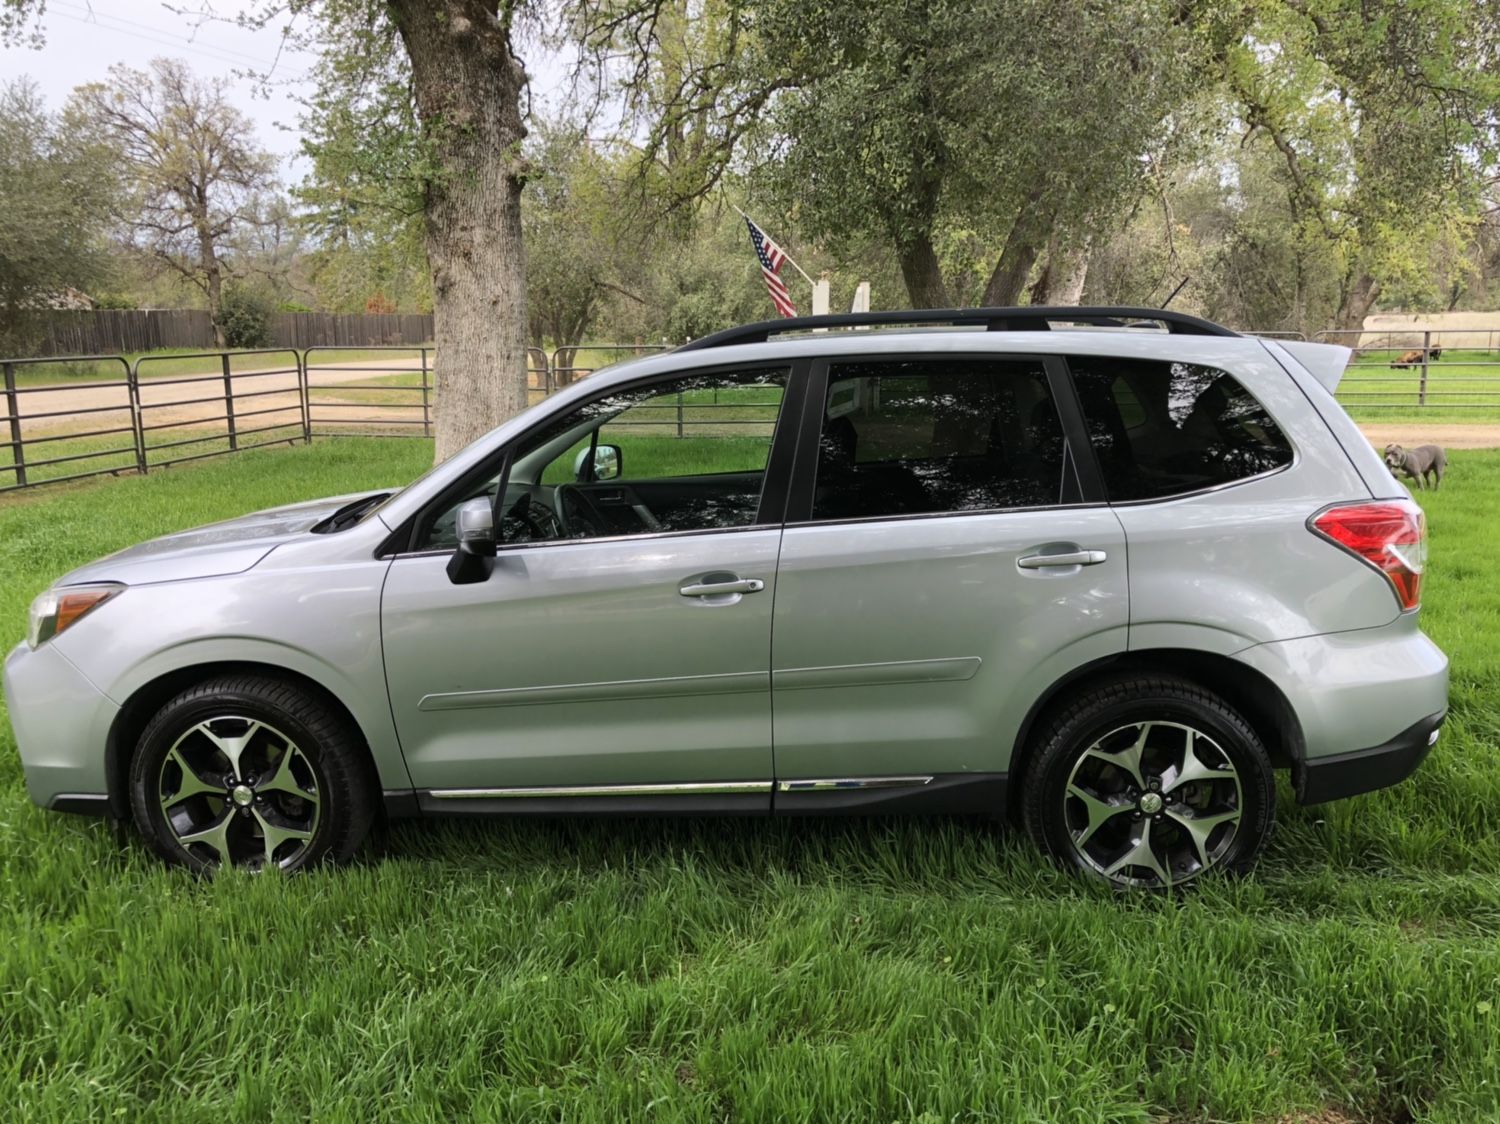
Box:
[4,307,1448,888]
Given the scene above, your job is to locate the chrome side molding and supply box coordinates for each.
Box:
[777,776,934,792]
[426,776,937,800]
[428,780,774,800]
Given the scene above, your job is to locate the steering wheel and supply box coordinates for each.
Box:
[554,482,610,538]
[501,493,562,543]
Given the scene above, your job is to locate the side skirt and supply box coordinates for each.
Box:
[400,774,1008,819]
[774,773,1008,816]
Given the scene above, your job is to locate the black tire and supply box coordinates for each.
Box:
[1021,675,1275,890]
[128,674,377,873]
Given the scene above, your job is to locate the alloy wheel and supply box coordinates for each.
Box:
[156,715,321,870]
[1062,720,1243,889]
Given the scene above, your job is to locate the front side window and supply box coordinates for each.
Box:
[418,367,788,550]
[1069,358,1293,501]
[810,359,1072,521]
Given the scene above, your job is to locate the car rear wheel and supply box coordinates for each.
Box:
[1022,675,1276,890]
[128,675,376,873]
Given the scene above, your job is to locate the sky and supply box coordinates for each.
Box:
[0,0,571,180]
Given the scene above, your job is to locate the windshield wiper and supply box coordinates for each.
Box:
[313,493,391,534]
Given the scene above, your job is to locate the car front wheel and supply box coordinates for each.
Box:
[128,674,376,873]
[1022,675,1276,890]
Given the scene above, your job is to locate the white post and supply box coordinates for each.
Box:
[812,278,831,316]
[851,282,871,313]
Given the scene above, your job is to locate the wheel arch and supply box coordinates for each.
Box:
[1008,647,1305,814]
[104,661,382,819]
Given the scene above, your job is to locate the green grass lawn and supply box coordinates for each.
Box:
[1,423,310,490]
[3,440,1500,1120]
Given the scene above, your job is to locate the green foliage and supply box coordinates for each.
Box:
[607,207,776,343]
[218,285,275,350]
[754,0,1218,306]
[1221,0,1500,327]
[524,123,636,351]
[292,7,436,315]
[0,79,118,355]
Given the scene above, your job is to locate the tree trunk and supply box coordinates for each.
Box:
[1027,233,1091,306]
[196,210,227,348]
[896,234,951,309]
[981,194,1050,307]
[1335,272,1381,333]
[1049,236,1091,305]
[1025,235,1055,305]
[390,0,530,463]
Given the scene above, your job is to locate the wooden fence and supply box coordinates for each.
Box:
[34,310,435,356]
[269,312,434,349]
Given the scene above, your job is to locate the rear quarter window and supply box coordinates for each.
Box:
[1070,357,1293,502]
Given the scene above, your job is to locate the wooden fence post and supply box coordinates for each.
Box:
[297,350,313,444]
[420,348,432,438]
[1418,330,1431,407]
[3,361,26,488]
[126,360,148,475]
[221,352,239,451]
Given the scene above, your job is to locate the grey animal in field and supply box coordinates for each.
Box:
[1384,443,1447,490]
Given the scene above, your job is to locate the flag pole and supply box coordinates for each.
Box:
[732,204,816,287]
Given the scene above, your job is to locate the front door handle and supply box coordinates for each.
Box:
[679,577,765,597]
[1017,549,1108,569]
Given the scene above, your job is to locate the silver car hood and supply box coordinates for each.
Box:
[57,489,395,587]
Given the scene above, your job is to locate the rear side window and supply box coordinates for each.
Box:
[1070,358,1293,501]
[810,358,1074,521]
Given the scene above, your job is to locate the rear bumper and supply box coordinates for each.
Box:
[1232,615,1447,804]
[1297,710,1445,805]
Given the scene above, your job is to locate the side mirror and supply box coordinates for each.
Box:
[572,443,621,483]
[446,497,495,584]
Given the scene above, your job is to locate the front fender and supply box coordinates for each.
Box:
[51,560,411,794]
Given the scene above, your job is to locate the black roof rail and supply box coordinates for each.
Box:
[677,305,1239,352]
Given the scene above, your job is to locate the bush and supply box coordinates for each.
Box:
[219,284,274,349]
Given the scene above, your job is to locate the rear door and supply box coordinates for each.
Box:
[769,353,1130,809]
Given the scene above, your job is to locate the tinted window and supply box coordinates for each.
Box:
[1070,358,1293,501]
[418,368,787,549]
[810,359,1072,521]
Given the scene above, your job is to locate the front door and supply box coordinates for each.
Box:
[769,355,1129,807]
[382,364,796,806]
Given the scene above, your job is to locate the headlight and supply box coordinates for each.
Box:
[27,583,125,649]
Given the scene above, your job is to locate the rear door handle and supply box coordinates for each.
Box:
[1017,549,1108,569]
[679,577,765,597]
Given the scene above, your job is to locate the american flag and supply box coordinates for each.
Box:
[744,216,797,318]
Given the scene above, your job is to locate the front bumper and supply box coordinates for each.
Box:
[3,641,119,813]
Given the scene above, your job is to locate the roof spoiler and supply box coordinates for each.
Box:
[1270,339,1352,393]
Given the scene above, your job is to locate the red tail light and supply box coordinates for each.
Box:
[1310,500,1426,611]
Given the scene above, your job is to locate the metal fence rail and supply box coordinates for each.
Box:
[549,343,669,389]
[305,346,434,438]
[1317,329,1500,413]
[1,356,140,492]
[8,331,1494,496]
[134,349,308,469]
[0,343,673,494]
